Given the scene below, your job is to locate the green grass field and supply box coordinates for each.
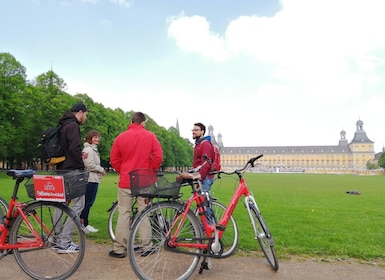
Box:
[1,171,384,262]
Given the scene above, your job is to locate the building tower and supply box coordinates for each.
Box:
[349,120,374,170]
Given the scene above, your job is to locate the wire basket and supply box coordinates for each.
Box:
[129,169,181,198]
[25,170,89,201]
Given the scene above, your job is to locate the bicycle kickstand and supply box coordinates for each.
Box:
[199,256,212,274]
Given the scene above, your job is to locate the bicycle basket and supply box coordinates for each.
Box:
[129,169,181,198]
[25,170,89,202]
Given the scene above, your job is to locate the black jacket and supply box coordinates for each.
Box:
[57,112,84,171]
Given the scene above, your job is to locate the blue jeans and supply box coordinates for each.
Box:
[80,182,99,226]
[201,177,215,224]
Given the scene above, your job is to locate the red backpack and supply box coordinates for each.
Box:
[211,144,221,172]
[201,140,221,172]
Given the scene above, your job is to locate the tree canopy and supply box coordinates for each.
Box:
[0,52,193,170]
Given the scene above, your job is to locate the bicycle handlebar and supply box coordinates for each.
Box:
[187,155,209,173]
[212,154,264,177]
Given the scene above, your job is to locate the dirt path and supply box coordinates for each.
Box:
[1,240,384,279]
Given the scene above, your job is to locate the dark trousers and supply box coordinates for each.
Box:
[80,182,99,226]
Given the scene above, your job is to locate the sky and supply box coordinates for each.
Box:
[2,0,385,152]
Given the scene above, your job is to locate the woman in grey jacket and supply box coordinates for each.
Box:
[80,130,105,233]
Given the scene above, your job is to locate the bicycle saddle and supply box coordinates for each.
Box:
[176,172,201,183]
[7,169,35,179]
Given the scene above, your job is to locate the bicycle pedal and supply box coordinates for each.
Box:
[198,261,210,274]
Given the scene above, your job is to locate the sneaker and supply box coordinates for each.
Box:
[82,225,90,234]
[109,250,126,258]
[85,225,99,233]
[51,244,61,251]
[133,245,143,252]
[140,248,156,257]
[57,242,80,254]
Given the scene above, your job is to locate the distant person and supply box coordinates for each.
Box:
[80,130,105,233]
[109,112,163,258]
[55,102,88,253]
[192,122,215,224]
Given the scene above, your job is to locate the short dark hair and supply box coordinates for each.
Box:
[85,130,100,144]
[71,102,88,112]
[194,122,206,134]
[132,112,147,124]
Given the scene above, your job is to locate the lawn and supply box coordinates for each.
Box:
[0,170,384,262]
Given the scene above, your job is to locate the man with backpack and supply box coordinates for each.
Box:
[55,102,88,253]
[192,122,216,224]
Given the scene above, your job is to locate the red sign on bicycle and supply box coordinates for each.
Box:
[33,175,66,202]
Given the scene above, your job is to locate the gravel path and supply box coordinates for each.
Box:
[1,240,384,279]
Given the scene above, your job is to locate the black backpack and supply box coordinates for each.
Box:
[39,122,70,165]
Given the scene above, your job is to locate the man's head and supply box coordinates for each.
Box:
[71,102,88,124]
[132,112,147,125]
[192,122,206,140]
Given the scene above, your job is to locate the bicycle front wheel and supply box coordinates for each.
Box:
[128,201,202,280]
[249,202,279,271]
[10,201,86,280]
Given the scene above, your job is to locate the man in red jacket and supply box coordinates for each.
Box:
[109,112,163,258]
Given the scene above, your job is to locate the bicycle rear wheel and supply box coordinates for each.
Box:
[107,201,118,241]
[248,202,279,271]
[10,201,85,280]
[195,200,239,257]
[128,201,202,280]
[0,197,8,224]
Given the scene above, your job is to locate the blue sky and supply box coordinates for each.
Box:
[2,0,385,152]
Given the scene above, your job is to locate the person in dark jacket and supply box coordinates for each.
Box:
[55,102,88,253]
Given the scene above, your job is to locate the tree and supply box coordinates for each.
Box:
[378,152,385,169]
[0,52,194,170]
[0,53,27,167]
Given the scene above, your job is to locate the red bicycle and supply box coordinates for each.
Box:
[127,154,278,280]
[0,170,86,280]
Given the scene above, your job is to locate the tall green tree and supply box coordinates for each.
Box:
[378,152,385,169]
[0,52,27,168]
[0,52,194,170]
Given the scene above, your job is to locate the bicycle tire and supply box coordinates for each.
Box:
[249,202,279,271]
[107,201,118,241]
[194,200,239,258]
[10,201,86,280]
[0,196,9,224]
[128,201,202,280]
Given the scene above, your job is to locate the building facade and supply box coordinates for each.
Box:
[208,120,375,173]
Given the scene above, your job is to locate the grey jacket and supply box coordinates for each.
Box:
[82,142,104,183]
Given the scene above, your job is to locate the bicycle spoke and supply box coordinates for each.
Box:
[128,201,202,280]
[10,201,85,280]
[249,202,279,271]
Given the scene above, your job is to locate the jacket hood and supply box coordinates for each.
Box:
[196,135,211,145]
[58,112,78,125]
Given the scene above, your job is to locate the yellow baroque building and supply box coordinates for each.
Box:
[208,120,375,173]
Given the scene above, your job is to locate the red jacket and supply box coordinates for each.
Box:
[110,123,163,188]
[193,137,214,180]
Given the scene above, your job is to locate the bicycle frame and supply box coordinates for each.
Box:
[167,175,250,251]
[0,202,47,250]
[167,155,265,253]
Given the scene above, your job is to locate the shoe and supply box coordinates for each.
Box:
[57,242,80,254]
[82,225,90,234]
[51,244,60,251]
[140,248,156,257]
[134,246,143,252]
[109,250,125,258]
[85,225,99,233]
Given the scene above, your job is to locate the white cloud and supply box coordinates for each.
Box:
[167,14,229,62]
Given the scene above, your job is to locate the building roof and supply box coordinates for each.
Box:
[221,145,351,154]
